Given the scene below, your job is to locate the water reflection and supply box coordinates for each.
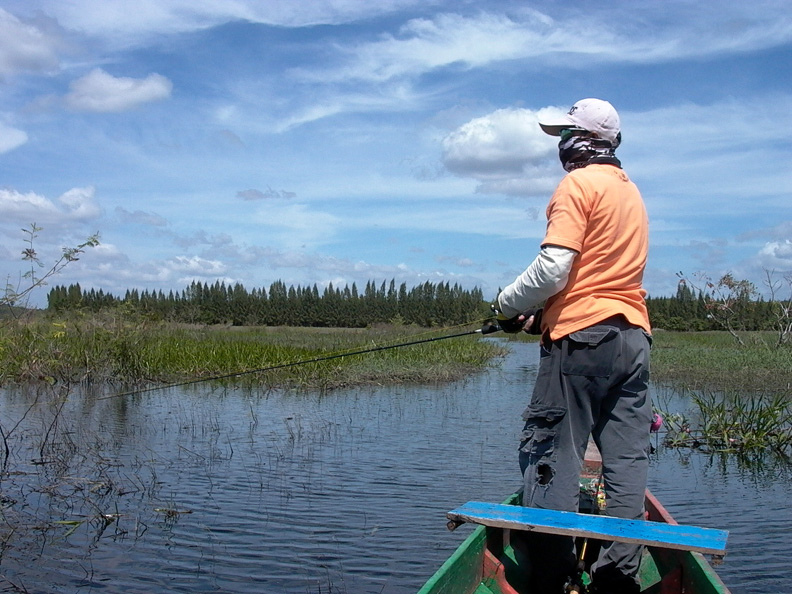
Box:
[0,341,786,593]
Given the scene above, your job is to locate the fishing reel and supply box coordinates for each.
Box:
[490,303,543,334]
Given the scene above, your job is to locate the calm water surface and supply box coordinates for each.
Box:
[0,341,788,592]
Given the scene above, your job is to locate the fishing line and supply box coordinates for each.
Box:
[99,319,501,401]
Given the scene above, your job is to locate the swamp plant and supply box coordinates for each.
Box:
[650,331,792,462]
[660,390,792,457]
[0,314,506,391]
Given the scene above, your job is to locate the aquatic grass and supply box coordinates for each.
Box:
[646,332,792,461]
[0,316,506,390]
[650,331,792,394]
[660,391,792,457]
[0,311,161,385]
[160,325,506,389]
[695,392,791,451]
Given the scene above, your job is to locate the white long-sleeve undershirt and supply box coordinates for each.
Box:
[497,245,578,317]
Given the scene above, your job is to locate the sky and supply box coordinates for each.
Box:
[1,1,791,309]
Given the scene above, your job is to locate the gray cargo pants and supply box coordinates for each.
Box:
[518,315,652,593]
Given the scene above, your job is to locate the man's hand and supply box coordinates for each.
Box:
[496,311,527,333]
[523,308,543,335]
[493,306,543,334]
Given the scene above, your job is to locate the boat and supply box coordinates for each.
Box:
[418,450,730,594]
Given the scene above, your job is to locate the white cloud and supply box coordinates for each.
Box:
[0,8,60,77]
[0,186,101,225]
[441,107,562,196]
[315,11,550,83]
[0,122,28,153]
[739,221,792,243]
[299,5,792,84]
[8,0,425,46]
[236,188,296,201]
[167,255,227,276]
[6,2,791,84]
[758,240,792,271]
[65,68,172,113]
[250,245,464,290]
[92,242,124,260]
[252,202,343,248]
[272,84,422,131]
[58,186,102,219]
[625,94,792,215]
[628,98,776,149]
[115,206,168,227]
[0,189,60,220]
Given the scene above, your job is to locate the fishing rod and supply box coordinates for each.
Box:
[99,319,503,401]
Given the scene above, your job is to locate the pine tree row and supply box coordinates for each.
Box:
[46,277,789,332]
[46,279,489,328]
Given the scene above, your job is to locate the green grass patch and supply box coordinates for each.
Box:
[0,314,506,390]
[650,330,792,394]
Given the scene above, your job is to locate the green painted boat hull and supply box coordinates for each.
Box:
[418,491,730,594]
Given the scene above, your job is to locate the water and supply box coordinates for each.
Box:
[0,341,788,593]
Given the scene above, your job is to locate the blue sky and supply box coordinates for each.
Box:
[1,1,791,308]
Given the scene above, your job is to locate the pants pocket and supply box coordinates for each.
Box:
[519,427,556,457]
[562,327,619,378]
[518,405,566,471]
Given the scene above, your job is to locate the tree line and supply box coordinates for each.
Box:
[46,279,489,328]
[46,272,792,344]
[648,272,792,346]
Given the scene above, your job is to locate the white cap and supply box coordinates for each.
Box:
[539,98,621,143]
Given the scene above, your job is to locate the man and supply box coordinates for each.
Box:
[496,98,653,594]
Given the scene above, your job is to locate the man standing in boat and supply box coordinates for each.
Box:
[495,98,653,594]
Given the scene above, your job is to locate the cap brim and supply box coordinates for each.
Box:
[538,117,575,137]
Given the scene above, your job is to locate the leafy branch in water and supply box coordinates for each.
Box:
[2,223,100,310]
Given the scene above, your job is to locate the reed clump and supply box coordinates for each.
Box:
[662,392,792,456]
[0,313,506,390]
[650,331,792,458]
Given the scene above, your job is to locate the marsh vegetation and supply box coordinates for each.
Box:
[650,331,792,458]
[0,313,506,392]
[2,315,790,460]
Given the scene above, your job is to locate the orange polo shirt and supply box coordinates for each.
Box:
[541,164,650,340]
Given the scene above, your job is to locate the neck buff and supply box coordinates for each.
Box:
[558,133,621,172]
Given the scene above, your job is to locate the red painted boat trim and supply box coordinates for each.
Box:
[482,548,521,594]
